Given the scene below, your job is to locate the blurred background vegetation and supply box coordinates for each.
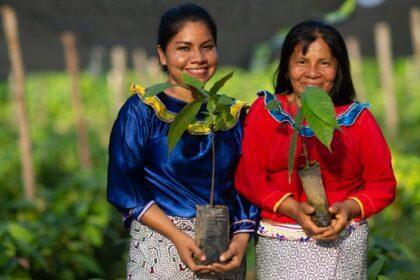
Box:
[1,1,419,279]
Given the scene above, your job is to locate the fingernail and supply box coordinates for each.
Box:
[220,256,225,262]
[201,256,206,261]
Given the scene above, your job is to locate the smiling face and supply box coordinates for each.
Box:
[288,37,338,95]
[157,21,218,85]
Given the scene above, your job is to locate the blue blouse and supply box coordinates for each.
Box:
[107,85,258,234]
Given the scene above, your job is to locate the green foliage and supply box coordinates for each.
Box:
[367,234,417,280]
[168,99,204,151]
[165,71,235,151]
[266,86,338,179]
[324,0,357,23]
[0,73,125,278]
[300,86,339,149]
[209,71,234,96]
[144,82,172,98]
[182,72,205,89]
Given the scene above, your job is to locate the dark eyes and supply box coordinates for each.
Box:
[202,44,214,50]
[177,45,214,51]
[295,60,331,65]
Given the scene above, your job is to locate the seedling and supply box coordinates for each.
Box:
[266,86,339,227]
[145,71,239,264]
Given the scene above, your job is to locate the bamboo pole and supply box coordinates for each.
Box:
[1,6,36,200]
[132,48,147,84]
[374,22,399,139]
[61,31,92,170]
[410,7,420,69]
[346,35,366,101]
[109,45,127,110]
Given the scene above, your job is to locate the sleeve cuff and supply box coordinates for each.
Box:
[348,196,367,218]
[123,200,155,228]
[262,191,293,213]
[273,193,293,213]
[232,219,257,235]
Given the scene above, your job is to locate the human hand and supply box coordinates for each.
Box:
[209,233,250,273]
[293,201,329,237]
[171,231,212,274]
[315,200,355,240]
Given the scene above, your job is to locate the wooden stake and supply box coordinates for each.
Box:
[109,46,127,110]
[87,45,105,77]
[61,31,92,170]
[132,48,147,84]
[346,35,366,101]
[148,56,161,84]
[1,6,36,200]
[374,22,399,139]
[410,7,420,69]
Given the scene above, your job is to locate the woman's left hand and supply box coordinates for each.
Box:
[315,199,361,241]
[208,233,250,273]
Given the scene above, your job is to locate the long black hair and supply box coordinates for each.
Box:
[274,20,356,105]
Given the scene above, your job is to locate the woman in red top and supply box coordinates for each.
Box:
[235,20,396,279]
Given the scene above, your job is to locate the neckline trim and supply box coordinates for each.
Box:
[260,90,370,137]
[131,84,246,135]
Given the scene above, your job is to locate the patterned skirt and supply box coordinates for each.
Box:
[255,221,369,280]
[127,217,246,280]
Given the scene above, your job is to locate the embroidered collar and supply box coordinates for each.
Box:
[130,84,246,135]
[260,90,370,137]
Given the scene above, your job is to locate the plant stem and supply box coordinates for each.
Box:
[210,131,216,207]
[301,135,310,166]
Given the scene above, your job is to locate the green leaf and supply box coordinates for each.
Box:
[300,87,338,150]
[216,95,235,107]
[368,256,386,280]
[204,115,215,127]
[194,87,210,98]
[144,83,172,98]
[207,98,217,115]
[182,72,204,89]
[265,99,280,112]
[168,99,204,151]
[214,106,235,130]
[209,71,234,96]
[288,109,303,183]
[302,106,335,151]
[7,223,34,244]
[301,86,338,128]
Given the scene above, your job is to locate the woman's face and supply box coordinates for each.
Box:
[158,21,218,85]
[288,37,338,95]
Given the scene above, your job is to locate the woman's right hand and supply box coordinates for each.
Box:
[140,204,213,274]
[278,198,328,237]
[170,230,212,274]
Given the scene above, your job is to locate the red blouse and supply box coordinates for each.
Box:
[235,92,396,224]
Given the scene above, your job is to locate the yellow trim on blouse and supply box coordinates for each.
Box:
[130,83,246,135]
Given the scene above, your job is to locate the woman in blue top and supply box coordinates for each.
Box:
[107,4,258,279]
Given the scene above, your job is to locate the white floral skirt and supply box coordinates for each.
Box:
[127,217,246,280]
[255,221,369,280]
